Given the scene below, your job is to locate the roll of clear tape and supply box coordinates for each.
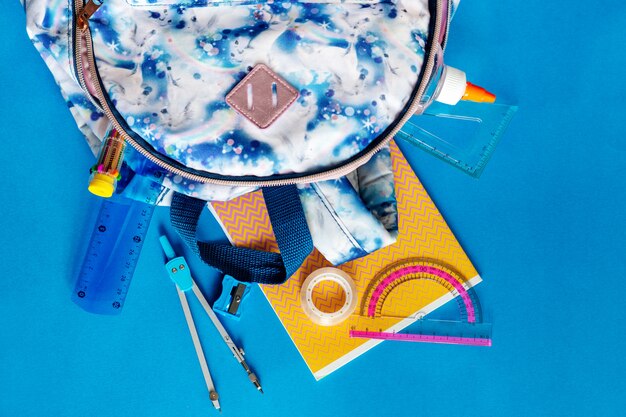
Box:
[300,268,357,326]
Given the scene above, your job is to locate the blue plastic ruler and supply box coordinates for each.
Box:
[396,101,518,178]
[72,174,163,314]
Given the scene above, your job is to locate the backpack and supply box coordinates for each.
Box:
[24,0,459,284]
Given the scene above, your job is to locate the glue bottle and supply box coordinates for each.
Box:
[88,128,126,198]
[419,46,495,110]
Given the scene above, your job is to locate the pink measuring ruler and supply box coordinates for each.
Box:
[349,330,492,346]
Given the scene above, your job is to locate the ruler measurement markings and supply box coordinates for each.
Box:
[72,178,162,314]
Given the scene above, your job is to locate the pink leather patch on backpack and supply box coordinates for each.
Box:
[226,64,299,129]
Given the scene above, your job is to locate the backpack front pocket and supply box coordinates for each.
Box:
[79,0,436,184]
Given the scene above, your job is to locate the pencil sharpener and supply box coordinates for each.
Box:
[214,275,250,320]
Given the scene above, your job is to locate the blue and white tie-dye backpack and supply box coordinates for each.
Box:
[24,0,458,284]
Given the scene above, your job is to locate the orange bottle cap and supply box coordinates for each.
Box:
[463,82,496,103]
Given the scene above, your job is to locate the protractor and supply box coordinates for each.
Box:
[352,258,491,346]
[360,258,483,324]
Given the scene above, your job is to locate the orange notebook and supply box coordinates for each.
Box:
[211,142,481,380]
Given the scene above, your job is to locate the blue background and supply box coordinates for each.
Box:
[2,1,626,416]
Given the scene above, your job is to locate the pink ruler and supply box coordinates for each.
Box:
[349,329,492,347]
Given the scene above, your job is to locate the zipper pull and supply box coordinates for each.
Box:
[77,0,103,31]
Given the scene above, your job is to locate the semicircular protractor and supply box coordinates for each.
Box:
[351,258,492,347]
[361,258,482,323]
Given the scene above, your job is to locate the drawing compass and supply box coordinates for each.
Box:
[159,235,263,412]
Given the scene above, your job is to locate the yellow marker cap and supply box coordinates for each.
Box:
[88,173,116,198]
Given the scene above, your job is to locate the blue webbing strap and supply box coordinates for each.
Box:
[170,185,313,285]
[170,192,205,255]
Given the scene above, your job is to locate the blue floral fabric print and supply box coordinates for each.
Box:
[298,145,397,265]
[89,0,431,179]
[24,0,433,196]
[349,145,397,236]
[24,0,109,153]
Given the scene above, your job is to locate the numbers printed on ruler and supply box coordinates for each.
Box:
[72,177,163,314]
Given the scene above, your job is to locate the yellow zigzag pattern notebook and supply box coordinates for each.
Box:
[211,142,481,380]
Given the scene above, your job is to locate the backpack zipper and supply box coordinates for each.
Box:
[77,0,102,30]
[442,0,452,51]
[74,0,446,187]
[73,0,103,112]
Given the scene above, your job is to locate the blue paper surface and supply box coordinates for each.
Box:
[1,1,626,416]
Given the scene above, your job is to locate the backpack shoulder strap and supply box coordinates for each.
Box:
[170,185,313,285]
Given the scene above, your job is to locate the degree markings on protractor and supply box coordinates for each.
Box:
[352,258,491,346]
[361,258,480,322]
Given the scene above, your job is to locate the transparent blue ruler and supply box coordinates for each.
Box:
[396,101,518,178]
[72,174,163,314]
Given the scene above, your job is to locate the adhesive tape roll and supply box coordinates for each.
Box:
[300,268,357,326]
